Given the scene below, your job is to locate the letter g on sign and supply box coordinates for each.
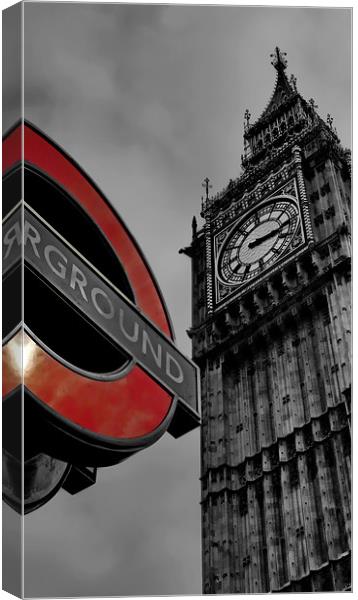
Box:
[3,122,200,467]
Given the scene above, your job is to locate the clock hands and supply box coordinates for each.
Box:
[219,202,299,286]
[248,219,290,249]
[248,230,277,249]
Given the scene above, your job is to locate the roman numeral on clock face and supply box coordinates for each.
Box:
[232,262,242,273]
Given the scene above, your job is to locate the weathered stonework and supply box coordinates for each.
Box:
[184,48,351,593]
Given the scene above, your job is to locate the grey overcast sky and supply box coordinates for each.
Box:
[12,2,352,597]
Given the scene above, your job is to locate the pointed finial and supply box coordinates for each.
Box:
[244,109,251,131]
[326,113,334,128]
[289,74,297,92]
[192,216,197,238]
[270,46,288,71]
[202,177,212,202]
[309,98,318,111]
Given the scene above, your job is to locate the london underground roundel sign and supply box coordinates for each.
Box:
[3,122,200,467]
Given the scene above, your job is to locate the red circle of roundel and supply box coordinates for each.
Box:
[3,122,176,447]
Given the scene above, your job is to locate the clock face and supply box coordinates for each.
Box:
[217,197,300,286]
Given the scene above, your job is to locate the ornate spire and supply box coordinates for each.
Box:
[245,47,293,135]
[202,177,212,202]
[244,109,251,132]
[270,46,288,71]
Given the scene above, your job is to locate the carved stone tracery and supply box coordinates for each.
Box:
[188,47,351,594]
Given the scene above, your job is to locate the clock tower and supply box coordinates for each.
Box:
[184,48,351,592]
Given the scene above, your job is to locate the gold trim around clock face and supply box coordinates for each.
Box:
[216,195,301,287]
